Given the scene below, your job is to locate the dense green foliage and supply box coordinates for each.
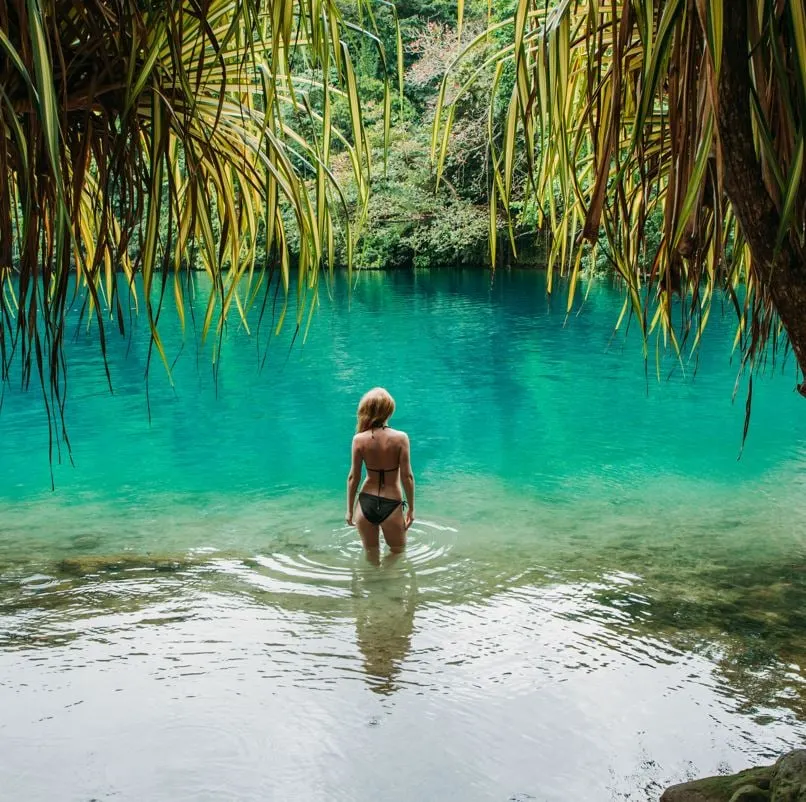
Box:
[327,0,546,270]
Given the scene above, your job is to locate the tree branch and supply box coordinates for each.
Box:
[717,2,806,395]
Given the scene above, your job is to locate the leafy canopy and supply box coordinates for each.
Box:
[434,0,806,391]
[0,0,394,463]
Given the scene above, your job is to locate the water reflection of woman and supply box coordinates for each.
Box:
[352,557,418,696]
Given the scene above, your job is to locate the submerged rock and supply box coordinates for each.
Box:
[661,752,806,802]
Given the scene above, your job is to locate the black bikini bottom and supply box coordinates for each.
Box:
[358,493,404,525]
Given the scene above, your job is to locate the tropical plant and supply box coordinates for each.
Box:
[0,0,395,463]
[434,1,806,401]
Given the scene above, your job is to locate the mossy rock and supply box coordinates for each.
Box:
[56,554,189,575]
[771,750,806,801]
[663,752,806,802]
[661,766,773,802]
[729,784,771,802]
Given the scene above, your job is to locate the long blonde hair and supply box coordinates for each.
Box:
[356,387,395,433]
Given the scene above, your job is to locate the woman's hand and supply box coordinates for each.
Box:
[405,508,415,530]
[345,512,355,527]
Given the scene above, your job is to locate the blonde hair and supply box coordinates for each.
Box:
[356,387,395,433]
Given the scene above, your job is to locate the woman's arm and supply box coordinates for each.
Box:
[346,436,362,525]
[399,433,415,529]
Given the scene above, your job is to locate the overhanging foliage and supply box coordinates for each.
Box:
[0,0,394,463]
[435,0,806,395]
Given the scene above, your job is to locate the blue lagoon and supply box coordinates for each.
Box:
[1,270,805,801]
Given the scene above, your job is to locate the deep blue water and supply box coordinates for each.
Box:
[2,270,803,495]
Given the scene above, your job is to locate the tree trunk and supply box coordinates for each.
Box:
[717,3,806,396]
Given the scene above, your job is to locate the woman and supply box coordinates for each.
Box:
[346,387,415,557]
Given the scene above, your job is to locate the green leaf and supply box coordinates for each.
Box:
[672,113,713,251]
[774,135,804,254]
[790,0,806,107]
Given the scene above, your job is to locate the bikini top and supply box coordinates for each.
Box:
[364,461,400,490]
[363,425,400,490]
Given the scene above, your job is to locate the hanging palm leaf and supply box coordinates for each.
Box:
[0,0,392,465]
[435,1,806,396]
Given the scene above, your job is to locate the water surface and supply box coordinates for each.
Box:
[1,270,806,801]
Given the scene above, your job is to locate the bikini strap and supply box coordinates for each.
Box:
[369,423,388,439]
[365,464,399,475]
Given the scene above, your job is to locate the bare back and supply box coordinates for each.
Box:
[355,426,405,500]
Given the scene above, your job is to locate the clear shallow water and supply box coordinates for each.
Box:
[1,270,806,801]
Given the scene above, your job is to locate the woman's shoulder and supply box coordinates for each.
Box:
[353,430,371,446]
[353,427,408,443]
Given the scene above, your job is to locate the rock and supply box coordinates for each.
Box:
[729,784,770,802]
[771,750,806,802]
[661,766,773,802]
[662,752,806,802]
[660,787,726,802]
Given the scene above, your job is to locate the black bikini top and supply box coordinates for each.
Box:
[364,424,400,490]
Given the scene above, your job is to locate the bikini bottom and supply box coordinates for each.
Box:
[358,493,404,525]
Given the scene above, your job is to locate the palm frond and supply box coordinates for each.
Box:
[0,0,391,466]
[435,0,806,395]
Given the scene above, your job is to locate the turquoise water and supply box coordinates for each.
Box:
[1,270,806,800]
